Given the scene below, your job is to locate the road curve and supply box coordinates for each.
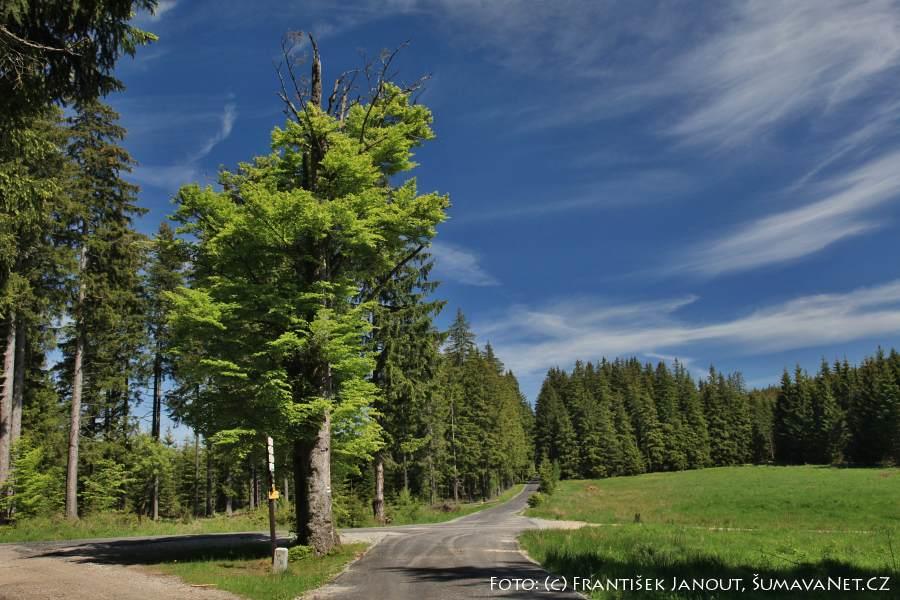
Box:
[0,484,578,599]
[312,483,582,599]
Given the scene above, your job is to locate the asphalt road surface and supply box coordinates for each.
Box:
[313,483,582,599]
[0,484,582,599]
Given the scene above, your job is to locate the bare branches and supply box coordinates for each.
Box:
[0,25,81,54]
[326,69,359,122]
[358,41,409,144]
[0,25,85,92]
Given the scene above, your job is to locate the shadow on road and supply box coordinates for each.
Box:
[28,533,291,565]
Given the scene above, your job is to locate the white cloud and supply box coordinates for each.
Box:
[131,101,237,191]
[456,169,695,223]
[483,280,900,377]
[663,0,900,147]
[678,150,900,275]
[129,164,198,190]
[193,102,237,161]
[430,241,499,286]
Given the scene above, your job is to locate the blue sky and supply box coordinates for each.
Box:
[118,0,900,406]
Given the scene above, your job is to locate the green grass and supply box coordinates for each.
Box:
[521,467,900,599]
[363,483,526,527]
[151,542,368,600]
[0,504,293,544]
[526,466,900,531]
[0,484,525,543]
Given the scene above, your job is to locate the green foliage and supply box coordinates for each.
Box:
[82,458,133,513]
[538,458,557,495]
[0,439,64,517]
[0,1,158,118]
[527,492,545,508]
[288,544,313,562]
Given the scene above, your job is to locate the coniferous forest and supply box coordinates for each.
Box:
[534,349,900,481]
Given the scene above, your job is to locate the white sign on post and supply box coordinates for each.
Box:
[267,436,275,475]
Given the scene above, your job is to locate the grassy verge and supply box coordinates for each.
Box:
[368,483,525,527]
[520,467,900,599]
[151,542,368,600]
[0,504,293,544]
[0,484,526,543]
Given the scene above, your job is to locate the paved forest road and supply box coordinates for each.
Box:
[0,484,579,599]
[313,483,582,599]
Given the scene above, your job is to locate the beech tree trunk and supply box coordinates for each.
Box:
[294,410,338,555]
[0,314,15,488]
[372,454,385,523]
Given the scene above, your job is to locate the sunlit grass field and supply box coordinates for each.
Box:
[521,466,900,599]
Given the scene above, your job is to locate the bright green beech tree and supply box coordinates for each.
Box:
[168,40,448,554]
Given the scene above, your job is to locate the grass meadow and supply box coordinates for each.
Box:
[521,466,900,598]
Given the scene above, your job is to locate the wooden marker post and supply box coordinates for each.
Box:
[266,436,280,564]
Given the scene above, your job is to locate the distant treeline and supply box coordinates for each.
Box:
[535,347,900,479]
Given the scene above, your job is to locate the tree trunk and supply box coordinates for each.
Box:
[10,318,24,450]
[402,454,409,493]
[121,368,130,453]
[450,398,459,503]
[372,453,385,523]
[250,463,259,509]
[151,351,162,520]
[193,433,200,516]
[294,410,338,555]
[205,438,213,516]
[0,315,15,488]
[66,239,88,521]
[428,452,436,506]
[283,473,290,505]
[151,353,162,438]
[225,471,233,516]
[65,323,84,519]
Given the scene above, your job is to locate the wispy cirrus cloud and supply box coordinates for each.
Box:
[661,0,900,147]
[677,150,900,276]
[430,241,499,286]
[482,280,900,377]
[130,101,237,191]
[192,102,237,161]
[130,164,199,190]
[455,169,696,223]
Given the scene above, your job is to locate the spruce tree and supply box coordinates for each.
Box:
[144,222,185,519]
[371,252,443,518]
[61,100,145,519]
